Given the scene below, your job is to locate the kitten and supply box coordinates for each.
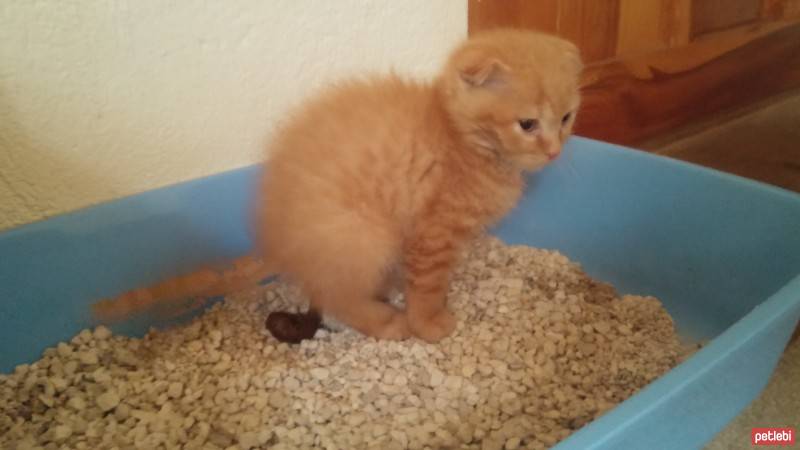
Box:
[254,28,582,343]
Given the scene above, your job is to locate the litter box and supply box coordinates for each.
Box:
[2,136,799,449]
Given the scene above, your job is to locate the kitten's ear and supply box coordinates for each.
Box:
[456,49,510,88]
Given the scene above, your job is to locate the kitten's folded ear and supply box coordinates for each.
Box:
[563,41,584,74]
[455,48,511,89]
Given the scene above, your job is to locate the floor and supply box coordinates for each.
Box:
[641,94,800,450]
[644,94,800,193]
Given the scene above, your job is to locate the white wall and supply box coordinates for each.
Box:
[0,1,466,230]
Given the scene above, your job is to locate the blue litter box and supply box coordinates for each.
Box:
[2,136,799,449]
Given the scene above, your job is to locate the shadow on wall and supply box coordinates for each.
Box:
[0,87,118,231]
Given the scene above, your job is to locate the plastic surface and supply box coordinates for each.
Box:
[2,137,799,449]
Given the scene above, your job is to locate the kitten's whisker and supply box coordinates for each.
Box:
[561,151,579,179]
[567,158,579,178]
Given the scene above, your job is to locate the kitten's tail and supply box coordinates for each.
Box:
[91,255,277,324]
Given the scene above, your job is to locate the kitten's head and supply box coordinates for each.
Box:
[440,28,582,171]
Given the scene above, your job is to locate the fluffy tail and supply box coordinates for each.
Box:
[92,255,276,323]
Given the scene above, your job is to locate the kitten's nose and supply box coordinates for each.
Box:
[539,137,560,161]
[546,146,561,161]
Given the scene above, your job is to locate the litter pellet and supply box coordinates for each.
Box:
[0,236,699,449]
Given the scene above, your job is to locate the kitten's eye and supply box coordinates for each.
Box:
[561,112,572,125]
[518,119,539,133]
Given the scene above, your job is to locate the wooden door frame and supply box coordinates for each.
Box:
[469,1,800,145]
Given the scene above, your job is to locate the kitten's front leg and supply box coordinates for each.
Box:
[404,227,462,343]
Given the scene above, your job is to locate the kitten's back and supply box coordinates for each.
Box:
[255,76,444,293]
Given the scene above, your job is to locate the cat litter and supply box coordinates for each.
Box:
[0,237,698,450]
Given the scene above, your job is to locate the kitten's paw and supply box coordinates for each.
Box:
[374,313,411,341]
[409,309,456,343]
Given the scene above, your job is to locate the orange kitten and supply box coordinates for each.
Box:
[254,29,582,343]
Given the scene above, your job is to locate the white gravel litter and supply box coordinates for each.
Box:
[0,237,699,450]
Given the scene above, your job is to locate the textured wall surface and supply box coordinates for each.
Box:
[0,1,466,230]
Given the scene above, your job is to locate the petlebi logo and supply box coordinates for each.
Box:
[751,428,795,446]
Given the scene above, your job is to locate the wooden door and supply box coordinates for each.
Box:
[469,0,800,145]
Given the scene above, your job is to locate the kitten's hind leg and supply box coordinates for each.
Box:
[315,293,409,340]
[302,223,409,340]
